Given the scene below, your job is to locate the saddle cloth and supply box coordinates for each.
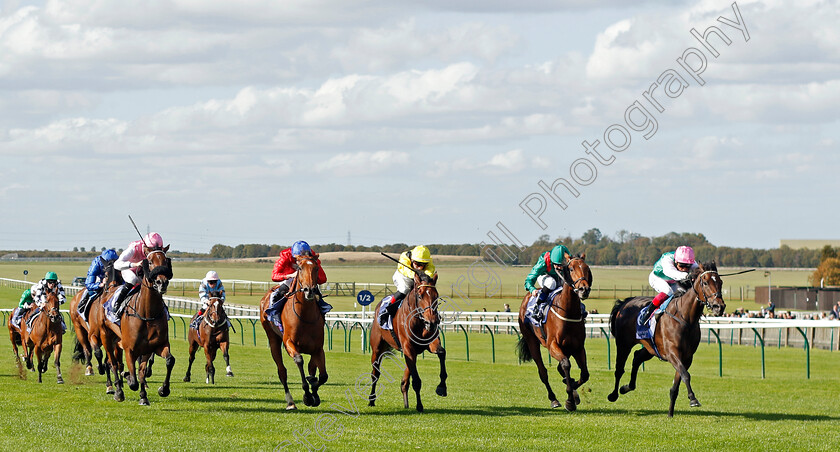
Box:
[377,295,396,330]
[635,295,674,340]
[525,287,564,327]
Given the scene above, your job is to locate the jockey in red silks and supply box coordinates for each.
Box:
[111,232,165,317]
[642,245,699,324]
[267,240,331,316]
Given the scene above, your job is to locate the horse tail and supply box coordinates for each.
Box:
[516,335,533,362]
[72,337,85,363]
[609,297,633,338]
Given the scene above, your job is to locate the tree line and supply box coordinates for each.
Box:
[207,229,822,268]
[1,229,825,269]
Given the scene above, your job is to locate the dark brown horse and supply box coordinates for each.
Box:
[516,254,592,411]
[184,294,233,384]
[96,246,175,405]
[70,288,107,377]
[259,254,328,410]
[368,273,447,412]
[88,279,123,395]
[21,290,64,384]
[607,262,726,417]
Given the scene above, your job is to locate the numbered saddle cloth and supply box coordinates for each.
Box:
[525,287,563,327]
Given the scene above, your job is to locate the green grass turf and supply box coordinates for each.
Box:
[1,297,839,452]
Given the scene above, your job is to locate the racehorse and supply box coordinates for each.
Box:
[70,288,107,376]
[8,305,28,375]
[88,278,123,395]
[368,272,447,412]
[96,245,176,405]
[21,290,65,384]
[607,262,726,417]
[516,253,592,411]
[259,254,328,410]
[184,293,233,384]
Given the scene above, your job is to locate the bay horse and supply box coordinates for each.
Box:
[8,305,28,375]
[184,293,233,384]
[21,290,65,384]
[70,288,107,376]
[259,254,328,410]
[88,277,123,395]
[96,246,176,405]
[516,253,592,411]
[368,272,447,412]
[607,262,725,417]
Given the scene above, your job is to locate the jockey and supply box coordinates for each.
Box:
[380,245,437,325]
[23,272,66,328]
[79,249,119,316]
[643,246,699,324]
[31,271,67,305]
[111,232,164,316]
[268,240,331,315]
[524,244,583,322]
[12,288,35,327]
[197,270,226,317]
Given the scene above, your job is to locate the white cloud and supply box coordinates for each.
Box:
[315,151,409,176]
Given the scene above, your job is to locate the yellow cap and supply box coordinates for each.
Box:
[410,245,432,263]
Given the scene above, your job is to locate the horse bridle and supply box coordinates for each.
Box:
[288,258,323,324]
[204,297,227,329]
[411,283,440,330]
[696,270,723,311]
[561,257,590,298]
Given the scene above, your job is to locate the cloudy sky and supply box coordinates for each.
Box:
[0,0,837,252]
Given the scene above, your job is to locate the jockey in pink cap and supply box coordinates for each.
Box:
[111,232,165,316]
[642,246,699,324]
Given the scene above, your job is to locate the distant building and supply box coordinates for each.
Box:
[779,239,840,250]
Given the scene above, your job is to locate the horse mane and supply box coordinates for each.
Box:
[688,261,717,283]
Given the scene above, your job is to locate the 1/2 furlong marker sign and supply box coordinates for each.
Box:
[357,290,374,306]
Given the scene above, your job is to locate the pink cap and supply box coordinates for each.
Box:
[144,232,163,248]
[675,246,695,265]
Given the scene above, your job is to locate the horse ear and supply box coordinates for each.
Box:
[579,252,586,261]
[563,252,571,263]
[164,245,170,253]
[143,245,150,255]
[433,274,438,284]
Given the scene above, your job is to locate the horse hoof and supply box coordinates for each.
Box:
[98,365,106,375]
[416,404,424,413]
[129,382,139,392]
[303,393,315,407]
[106,386,115,395]
[57,377,64,385]
[286,404,297,411]
[551,400,561,409]
[565,400,576,412]
[226,371,234,377]
[158,386,170,398]
[368,401,376,407]
[435,385,447,397]
[139,398,150,406]
[619,385,632,395]
[85,367,93,376]
[115,392,125,402]
[206,377,210,384]
[183,376,190,382]
[690,400,701,407]
[607,393,618,402]
[573,390,581,406]
[311,393,321,407]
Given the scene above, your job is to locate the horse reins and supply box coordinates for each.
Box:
[289,258,322,325]
[125,249,171,322]
[661,270,722,326]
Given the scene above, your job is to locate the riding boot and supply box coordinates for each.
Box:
[580,302,588,320]
[380,292,406,325]
[111,283,131,316]
[642,292,669,325]
[269,285,290,315]
[532,287,550,322]
[316,297,333,315]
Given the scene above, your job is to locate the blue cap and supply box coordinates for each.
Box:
[100,249,119,261]
[291,241,311,257]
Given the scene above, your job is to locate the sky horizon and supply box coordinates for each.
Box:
[1,1,838,253]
